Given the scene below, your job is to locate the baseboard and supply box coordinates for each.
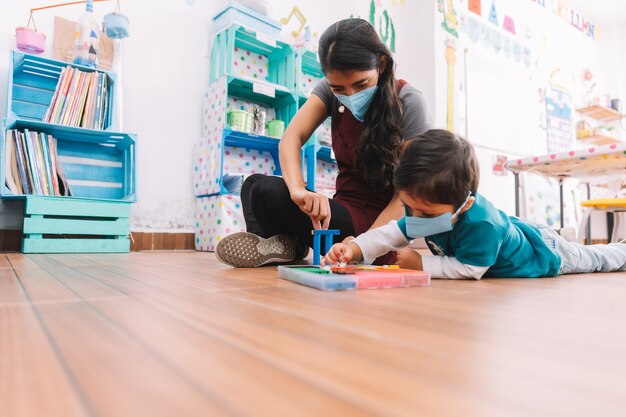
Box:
[0,230,195,252]
[0,230,23,252]
[130,232,195,252]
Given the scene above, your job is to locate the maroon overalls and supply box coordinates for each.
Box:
[330,80,408,265]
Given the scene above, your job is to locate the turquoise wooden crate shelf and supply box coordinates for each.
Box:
[210,24,295,91]
[1,118,136,202]
[296,49,324,106]
[21,196,130,253]
[227,76,296,108]
[7,50,116,130]
[212,1,282,38]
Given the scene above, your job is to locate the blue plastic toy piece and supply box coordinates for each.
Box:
[312,229,340,265]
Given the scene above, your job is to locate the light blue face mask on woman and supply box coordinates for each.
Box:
[405,192,473,238]
[334,85,378,122]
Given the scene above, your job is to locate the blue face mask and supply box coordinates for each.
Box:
[334,85,378,122]
[405,192,473,238]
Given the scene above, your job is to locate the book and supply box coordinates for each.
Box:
[43,66,66,122]
[4,130,20,194]
[94,72,103,129]
[60,69,82,126]
[53,67,75,124]
[34,132,49,195]
[12,131,30,194]
[47,134,60,196]
[51,139,72,197]
[81,72,96,128]
[9,131,24,194]
[39,133,55,195]
[18,132,34,195]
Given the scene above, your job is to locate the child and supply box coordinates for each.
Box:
[323,129,626,279]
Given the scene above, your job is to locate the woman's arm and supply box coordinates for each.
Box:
[369,192,405,229]
[278,95,332,229]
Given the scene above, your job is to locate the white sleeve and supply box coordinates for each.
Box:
[421,255,489,280]
[351,221,410,263]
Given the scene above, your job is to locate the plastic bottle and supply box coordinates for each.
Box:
[73,0,99,67]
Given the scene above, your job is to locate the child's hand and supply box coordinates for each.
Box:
[396,248,423,270]
[322,243,354,265]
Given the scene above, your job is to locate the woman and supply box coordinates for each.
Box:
[216,18,431,267]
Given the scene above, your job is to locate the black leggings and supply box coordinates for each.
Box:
[240,174,356,250]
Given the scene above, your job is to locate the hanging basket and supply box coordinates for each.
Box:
[15,12,45,54]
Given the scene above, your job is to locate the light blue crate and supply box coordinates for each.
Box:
[210,25,295,92]
[21,195,130,253]
[7,50,117,130]
[1,118,136,202]
[212,2,282,37]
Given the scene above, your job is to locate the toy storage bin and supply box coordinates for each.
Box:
[21,195,130,253]
[1,118,136,202]
[195,194,246,252]
[6,50,116,130]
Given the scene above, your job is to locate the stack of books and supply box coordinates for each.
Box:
[43,66,109,130]
[4,129,71,196]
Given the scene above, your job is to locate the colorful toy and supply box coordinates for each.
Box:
[312,229,340,265]
[278,265,431,291]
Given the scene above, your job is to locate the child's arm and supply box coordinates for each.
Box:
[421,255,489,279]
[350,220,411,263]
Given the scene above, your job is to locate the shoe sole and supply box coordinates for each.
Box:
[215,232,296,268]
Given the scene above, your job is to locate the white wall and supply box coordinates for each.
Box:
[0,0,434,232]
[431,0,626,234]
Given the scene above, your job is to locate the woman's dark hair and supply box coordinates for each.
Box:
[394,130,480,209]
[318,18,403,188]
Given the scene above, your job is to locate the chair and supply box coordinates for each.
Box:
[577,197,626,243]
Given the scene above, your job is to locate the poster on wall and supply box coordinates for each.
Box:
[545,86,574,153]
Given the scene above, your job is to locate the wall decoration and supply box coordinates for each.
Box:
[513,41,522,62]
[280,6,307,38]
[503,15,516,35]
[445,37,457,131]
[580,67,597,107]
[459,13,468,34]
[480,21,490,47]
[437,0,459,38]
[488,0,498,26]
[468,15,480,42]
[370,0,396,51]
[502,35,511,57]
[545,85,573,153]
[490,28,501,52]
[492,154,508,176]
[530,0,595,40]
[522,46,531,67]
[469,0,481,16]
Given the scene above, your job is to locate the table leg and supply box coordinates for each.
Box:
[559,179,564,229]
[586,183,592,245]
[514,173,520,217]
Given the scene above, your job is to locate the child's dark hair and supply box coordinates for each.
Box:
[393,129,480,208]
[318,18,403,189]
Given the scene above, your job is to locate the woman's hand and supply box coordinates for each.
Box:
[290,188,331,230]
[322,243,354,265]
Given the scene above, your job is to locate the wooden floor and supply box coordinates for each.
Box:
[2,252,626,417]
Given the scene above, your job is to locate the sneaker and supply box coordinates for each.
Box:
[215,232,296,268]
